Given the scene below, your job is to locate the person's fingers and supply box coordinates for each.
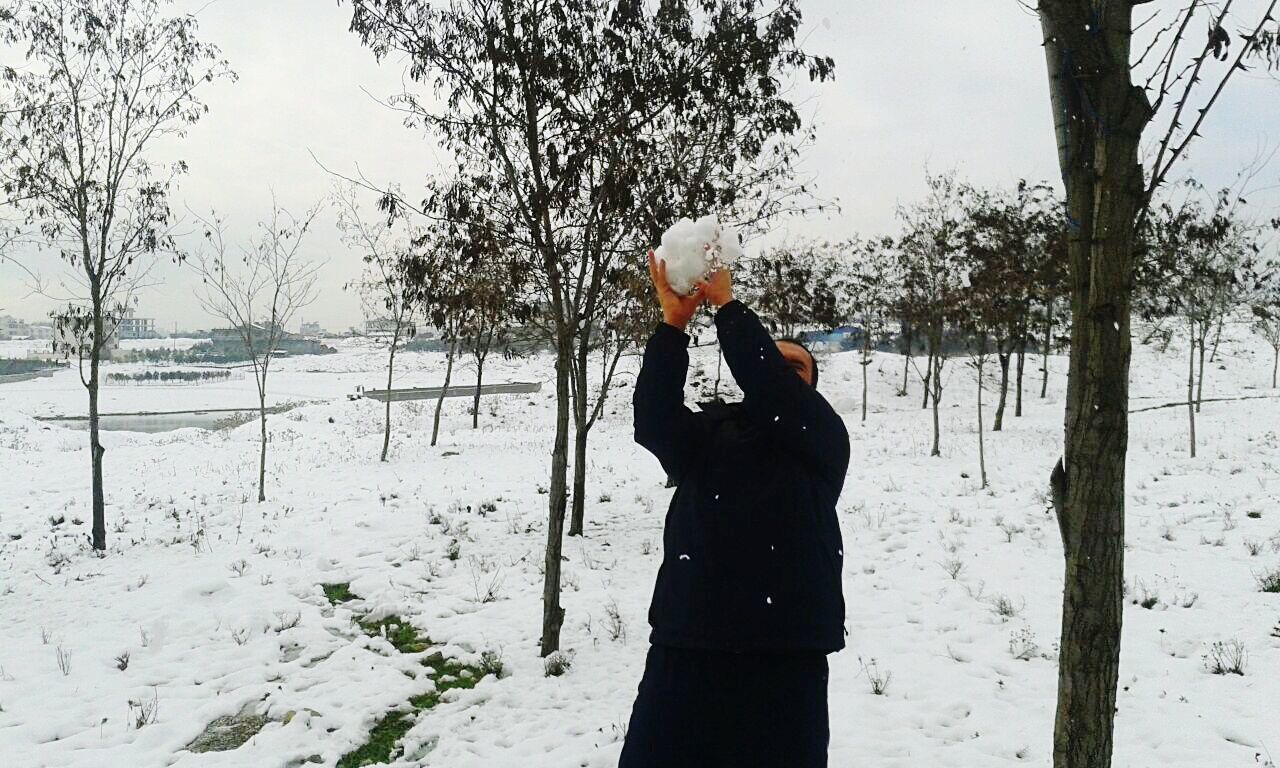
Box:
[656,259,674,296]
[690,282,709,306]
[647,250,658,287]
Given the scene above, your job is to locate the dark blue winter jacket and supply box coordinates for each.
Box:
[633,300,850,653]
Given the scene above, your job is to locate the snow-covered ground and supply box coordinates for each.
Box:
[1,322,1278,767]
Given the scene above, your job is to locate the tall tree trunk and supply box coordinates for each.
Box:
[930,347,943,457]
[472,353,486,429]
[1015,337,1026,417]
[1187,322,1197,458]
[1041,306,1053,399]
[380,337,398,462]
[994,349,1011,432]
[257,395,268,503]
[431,338,458,447]
[1208,313,1225,363]
[861,337,870,422]
[540,333,572,656]
[1194,331,1206,414]
[568,339,590,537]
[88,308,106,550]
[1040,5,1147,767]
[976,341,988,489]
[921,347,934,410]
[898,322,912,397]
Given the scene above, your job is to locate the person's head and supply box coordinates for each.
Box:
[776,338,818,388]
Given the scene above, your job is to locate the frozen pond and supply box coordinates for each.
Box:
[41,408,261,433]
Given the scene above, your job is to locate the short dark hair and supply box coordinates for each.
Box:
[776,337,818,388]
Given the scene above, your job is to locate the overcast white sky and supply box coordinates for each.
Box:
[3,0,1279,332]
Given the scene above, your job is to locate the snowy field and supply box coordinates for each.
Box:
[1,324,1278,767]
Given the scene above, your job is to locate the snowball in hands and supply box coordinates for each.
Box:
[654,215,742,295]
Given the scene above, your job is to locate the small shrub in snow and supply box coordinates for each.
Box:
[941,558,965,580]
[1009,628,1039,661]
[543,650,573,678]
[640,539,652,556]
[1256,565,1280,593]
[479,648,505,679]
[479,500,497,515]
[115,651,130,671]
[55,646,72,676]
[1202,639,1247,676]
[604,600,627,643]
[858,657,891,695]
[128,690,159,729]
[1245,510,1262,519]
[227,559,249,577]
[1244,539,1263,557]
[990,594,1020,619]
[446,539,461,561]
[273,611,302,632]
[994,517,1025,543]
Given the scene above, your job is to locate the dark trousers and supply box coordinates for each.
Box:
[618,644,830,768]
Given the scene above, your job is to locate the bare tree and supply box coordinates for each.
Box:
[897,172,971,457]
[334,182,418,461]
[191,202,321,502]
[347,0,832,656]
[844,236,897,423]
[1141,185,1259,457]
[1035,2,1280,765]
[1254,266,1280,388]
[0,0,231,550]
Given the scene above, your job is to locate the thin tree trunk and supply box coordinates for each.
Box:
[257,389,268,503]
[898,323,912,397]
[431,338,458,447]
[1187,323,1197,458]
[540,334,572,656]
[1040,6,1145,766]
[861,339,870,423]
[472,353,486,429]
[88,313,106,550]
[1040,307,1052,399]
[380,336,398,462]
[930,349,942,457]
[921,347,934,410]
[1273,345,1278,389]
[568,339,590,538]
[994,349,1010,432]
[976,342,988,489]
[1195,331,1206,413]
[1015,337,1026,417]
[1208,314,1225,363]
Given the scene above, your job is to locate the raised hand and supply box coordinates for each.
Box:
[648,249,707,331]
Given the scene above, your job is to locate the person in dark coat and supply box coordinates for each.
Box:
[619,251,851,768]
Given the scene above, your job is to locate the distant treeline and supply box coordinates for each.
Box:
[0,358,63,375]
[107,369,232,384]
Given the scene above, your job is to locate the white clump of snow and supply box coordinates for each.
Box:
[653,214,743,295]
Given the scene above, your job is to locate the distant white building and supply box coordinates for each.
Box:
[117,308,157,339]
[300,320,325,336]
[28,324,54,341]
[364,318,416,338]
[0,315,28,339]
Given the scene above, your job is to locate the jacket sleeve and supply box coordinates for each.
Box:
[633,322,707,482]
[714,300,850,488]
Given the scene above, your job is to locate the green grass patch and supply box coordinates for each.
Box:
[322,582,357,605]
[336,648,489,766]
[336,710,414,768]
[358,614,432,654]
